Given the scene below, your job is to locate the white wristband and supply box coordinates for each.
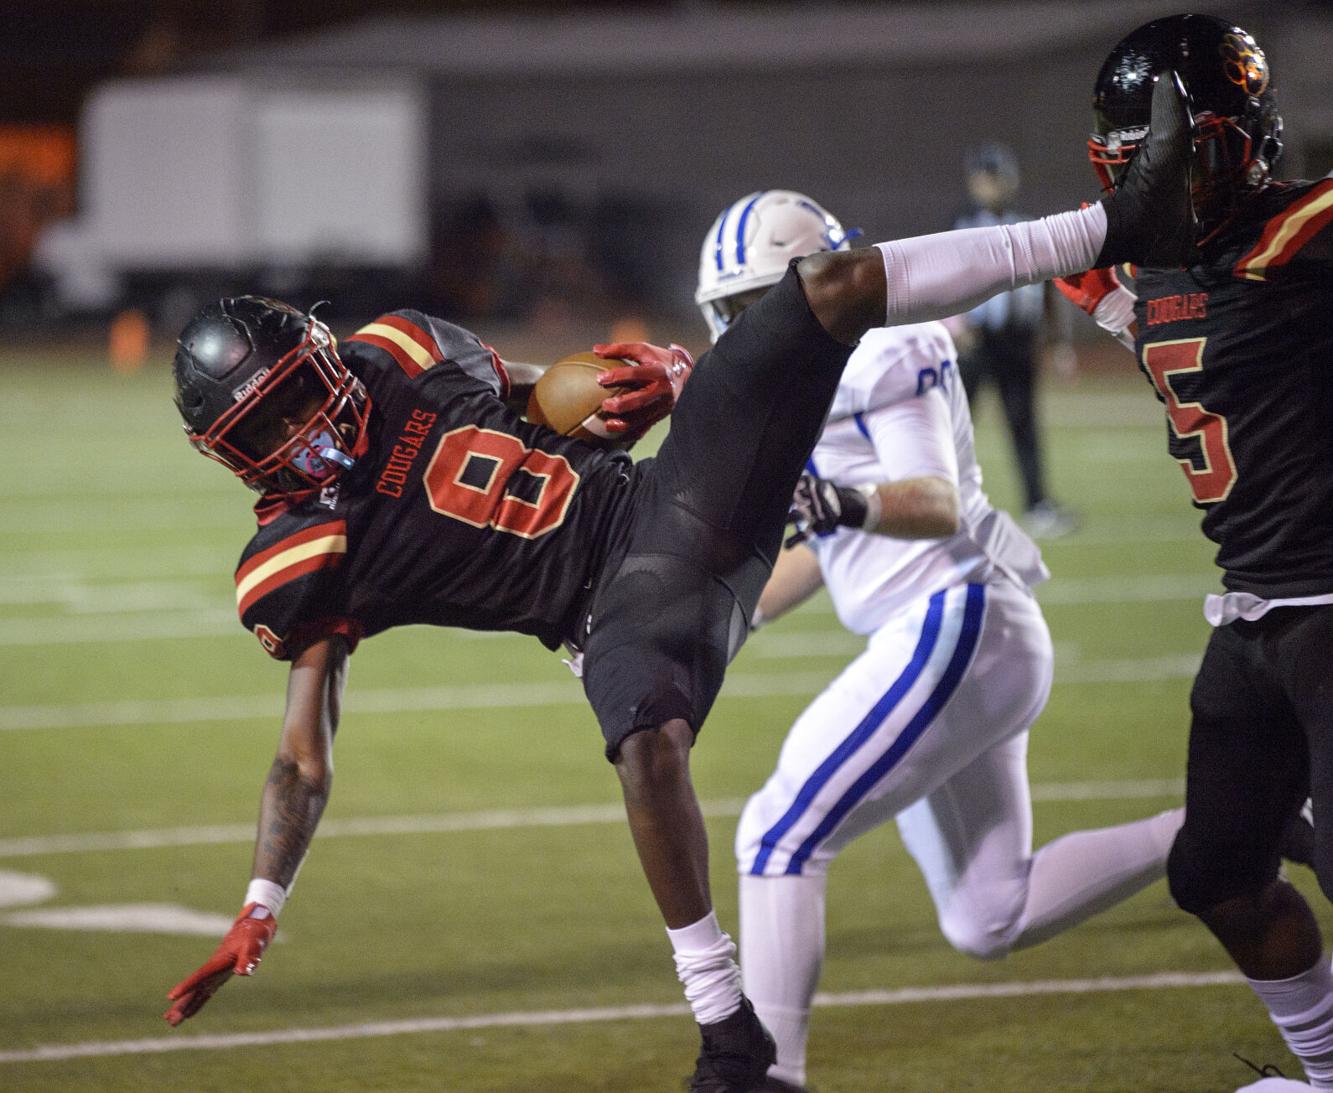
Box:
[245,878,288,917]
[855,483,882,532]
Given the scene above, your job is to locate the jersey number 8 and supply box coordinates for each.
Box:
[423,425,581,539]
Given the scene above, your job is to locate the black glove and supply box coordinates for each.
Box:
[786,473,873,547]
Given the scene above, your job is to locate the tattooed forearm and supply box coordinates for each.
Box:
[252,756,331,888]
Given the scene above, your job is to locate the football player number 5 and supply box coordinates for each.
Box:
[423,425,578,538]
[1142,337,1238,504]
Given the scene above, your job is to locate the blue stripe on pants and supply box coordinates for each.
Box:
[750,588,948,875]
[785,583,987,874]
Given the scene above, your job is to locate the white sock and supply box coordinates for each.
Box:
[667,910,743,1026]
[1007,807,1182,950]
[740,872,827,1086]
[1249,957,1333,1091]
[876,203,1106,325]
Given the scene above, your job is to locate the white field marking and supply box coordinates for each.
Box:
[0,652,1200,733]
[0,870,57,907]
[0,781,1183,859]
[0,610,240,646]
[0,970,1243,1064]
[0,579,217,611]
[1,903,239,936]
[1038,574,1215,605]
[0,546,236,578]
[0,673,823,731]
[2,578,1213,645]
[0,500,244,535]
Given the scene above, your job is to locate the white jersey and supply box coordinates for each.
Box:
[804,322,1047,635]
[737,325,1179,1091]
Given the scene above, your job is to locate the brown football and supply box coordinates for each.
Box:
[526,352,633,444]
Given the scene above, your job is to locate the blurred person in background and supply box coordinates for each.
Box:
[1056,15,1333,1093]
[698,190,1188,1093]
[159,83,1193,1090]
[950,141,1079,538]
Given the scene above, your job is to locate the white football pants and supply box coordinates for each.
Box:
[735,577,1182,1085]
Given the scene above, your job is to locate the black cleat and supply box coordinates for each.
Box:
[1095,69,1197,269]
[688,996,777,1093]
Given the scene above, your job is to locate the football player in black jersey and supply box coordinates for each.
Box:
[162,72,1193,1092]
[1057,15,1333,1092]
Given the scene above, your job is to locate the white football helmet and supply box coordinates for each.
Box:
[695,190,858,342]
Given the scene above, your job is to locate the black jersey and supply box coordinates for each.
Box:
[1133,177,1333,597]
[234,310,633,660]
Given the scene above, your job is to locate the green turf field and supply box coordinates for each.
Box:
[0,347,1324,1092]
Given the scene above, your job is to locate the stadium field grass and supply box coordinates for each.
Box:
[1,346,1326,1092]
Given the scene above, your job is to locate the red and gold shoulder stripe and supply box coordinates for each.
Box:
[235,521,347,618]
[1234,180,1333,282]
[348,315,443,378]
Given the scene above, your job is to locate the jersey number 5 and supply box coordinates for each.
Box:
[1141,337,1237,505]
[423,425,580,538]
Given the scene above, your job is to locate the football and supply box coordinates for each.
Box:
[526,351,633,444]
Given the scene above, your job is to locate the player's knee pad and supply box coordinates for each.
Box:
[1167,825,1279,915]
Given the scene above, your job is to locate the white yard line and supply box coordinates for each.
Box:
[0,569,1216,646]
[0,653,1199,733]
[0,780,1183,859]
[0,970,1242,1064]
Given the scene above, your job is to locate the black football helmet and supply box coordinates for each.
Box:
[173,296,371,501]
[1090,13,1283,242]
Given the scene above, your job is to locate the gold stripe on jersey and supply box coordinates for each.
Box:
[1236,183,1333,281]
[235,532,347,610]
[354,321,438,371]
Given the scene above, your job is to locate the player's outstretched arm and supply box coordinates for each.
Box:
[164,635,348,1027]
[796,72,1192,346]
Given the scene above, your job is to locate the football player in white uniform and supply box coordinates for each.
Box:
[699,191,1185,1091]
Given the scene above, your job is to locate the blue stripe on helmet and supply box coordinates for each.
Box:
[713,205,730,272]
[783,583,987,874]
[750,587,948,875]
[734,191,765,268]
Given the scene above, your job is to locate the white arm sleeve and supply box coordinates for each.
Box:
[876,204,1107,325]
[860,390,959,487]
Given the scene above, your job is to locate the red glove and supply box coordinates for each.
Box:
[163,902,277,1027]
[591,341,694,438]
[1054,267,1125,316]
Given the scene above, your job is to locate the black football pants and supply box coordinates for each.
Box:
[1168,604,1333,912]
[582,266,854,757]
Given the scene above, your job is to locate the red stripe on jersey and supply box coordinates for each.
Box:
[347,315,443,378]
[238,551,343,618]
[1235,180,1333,278]
[377,315,441,357]
[347,331,424,378]
[285,617,364,658]
[235,521,347,585]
